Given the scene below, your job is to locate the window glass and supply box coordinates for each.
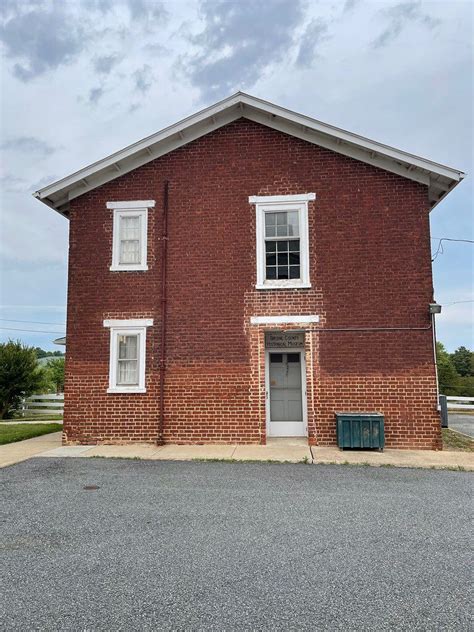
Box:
[287,353,300,363]
[119,215,141,264]
[117,334,139,385]
[265,234,301,281]
[270,353,283,363]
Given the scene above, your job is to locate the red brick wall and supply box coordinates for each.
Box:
[63,118,441,449]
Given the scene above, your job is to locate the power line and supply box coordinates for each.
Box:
[0,327,65,334]
[0,318,66,326]
[444,300,474,307]
[432,237,474,262]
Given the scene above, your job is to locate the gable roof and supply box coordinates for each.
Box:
[34,92,465,217]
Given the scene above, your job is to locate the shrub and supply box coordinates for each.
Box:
[0,340,47,419]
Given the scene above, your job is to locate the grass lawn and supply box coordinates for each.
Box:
[0,423,63,445]
[442,428,473,452]
[11,414,63,422]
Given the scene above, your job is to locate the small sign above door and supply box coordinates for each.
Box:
[265,331,305,349]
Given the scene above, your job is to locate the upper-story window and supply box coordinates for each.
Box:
[249,193,315,289]
[107,200,155,271]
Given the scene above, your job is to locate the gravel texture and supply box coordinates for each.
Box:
[1,458,472,631]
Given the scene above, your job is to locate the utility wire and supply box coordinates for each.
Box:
[0,318,66,326]
[431,237,474,262]
[444,300,474,307]
[0,327,65,334]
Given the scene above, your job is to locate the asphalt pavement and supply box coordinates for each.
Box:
[1,458,472,630]
[448,413,474,438]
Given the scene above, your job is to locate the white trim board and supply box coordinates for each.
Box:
[106,200,155,209]
[249,193,316,204]
[104,319,154,328]
[33,92,465,216]
[251,315,319,325]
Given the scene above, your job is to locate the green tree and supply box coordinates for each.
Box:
[45,357,65,393]
[436,341,459,395]
[456,376,474,397]
[34,347,63,359]
[0,340,47,419]
[451,346,473,377]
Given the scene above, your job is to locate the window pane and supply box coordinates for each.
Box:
[276,213,286,226]
[118,335,138,360]
[277,266,289,279]
[287,212,299,236]
[277,240,289,252]
[289,252,300,265]
[270,353,283,363]
[266,241,276,253]
[287,353,300,363]
[117,334,139,385]
[120,215,140,239]
[117,360,138,385]
[266,266,277,279]
[277,252,288,266]
[120,239,140,264]
[119,215,141,264]
[265,213,276,237]
[288,240,299,252]
[276,224,287,237]
[266,253,276,266]
[289,265,300,279]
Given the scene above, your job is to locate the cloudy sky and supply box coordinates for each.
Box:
[0,0,472,351]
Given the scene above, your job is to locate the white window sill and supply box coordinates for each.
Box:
[109,265,149,272]
[255,282,312,291]
[107,387,147,394]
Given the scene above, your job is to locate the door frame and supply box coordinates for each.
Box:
[265,347,308,437]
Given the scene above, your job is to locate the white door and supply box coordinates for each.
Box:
[267,351,307,437]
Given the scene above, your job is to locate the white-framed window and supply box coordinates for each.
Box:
[103,319,153,393]
[249,193,315,290]
[107,200,155,271]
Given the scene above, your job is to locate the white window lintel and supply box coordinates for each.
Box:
[250,315,320,325]
[249,193,315,204]
[104,319,153,328]
[106,200,155,209]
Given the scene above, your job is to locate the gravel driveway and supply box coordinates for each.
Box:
[1,459,472,631]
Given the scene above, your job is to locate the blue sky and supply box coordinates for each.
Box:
[0,0,472,352]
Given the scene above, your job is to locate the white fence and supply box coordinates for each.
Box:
[21,394,64,416]
[446,396,474,411]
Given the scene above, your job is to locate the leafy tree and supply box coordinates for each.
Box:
[45,357,65,393]
[34,347,63,359]
[436,342,459,395]
[457,376,474,397]
[0,340,47,419]
[451,346,473,377]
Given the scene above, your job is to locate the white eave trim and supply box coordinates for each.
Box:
[34,91,465,215]
[103,319,154,328]
[249,193,316,204]
[250,315,320,325]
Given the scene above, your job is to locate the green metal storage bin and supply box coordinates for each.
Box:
[336,413,385,450]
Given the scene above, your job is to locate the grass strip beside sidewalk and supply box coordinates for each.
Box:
[0,423,63,445]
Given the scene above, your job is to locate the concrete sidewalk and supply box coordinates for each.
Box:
[38,437,474,470]
[0,431,62,468]
[1,433,473,470]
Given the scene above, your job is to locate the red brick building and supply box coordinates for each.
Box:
[35,93,464,449]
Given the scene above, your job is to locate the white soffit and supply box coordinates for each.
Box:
[33,92,465,217]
